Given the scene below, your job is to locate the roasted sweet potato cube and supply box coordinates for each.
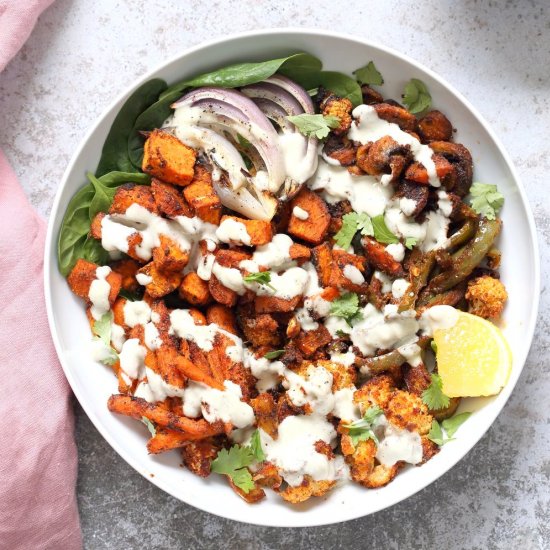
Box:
[312,242,333,287]
[329,250,367,292]
[152,234,189,272]
[111,258,140,292]
[289,243,311,263]
[214,248,251,268]
[209,275,238,307]
[206,304,238,335]
[287,188,330,245]
[90,212,105,240]
[254,295,301,314]
[111,297,127,328]
[188,308,207,326]
[179,272,211,305]
[183,178,222,225]
[251,393,278,439]
[67,259,122,304]
[363,236,404,277]
[137,262,182,298]
[218,215,273,246]
[151,178,193,218]
[142,129,196,186]
[238,307,280,347]
[181,438,222,478]
[295,325,332,357]
[109,183,158,215]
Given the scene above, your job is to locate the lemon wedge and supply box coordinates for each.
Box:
[434,311,512,397]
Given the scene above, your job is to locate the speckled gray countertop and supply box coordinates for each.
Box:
[1,0,548,548]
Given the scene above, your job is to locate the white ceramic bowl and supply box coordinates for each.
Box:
[44,29,540,527]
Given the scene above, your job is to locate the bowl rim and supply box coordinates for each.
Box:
[44,27,541,527]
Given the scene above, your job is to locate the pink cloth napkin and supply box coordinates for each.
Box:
[0,2,82,549]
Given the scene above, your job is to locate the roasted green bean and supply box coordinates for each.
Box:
[425,218,501,295]
[359,336,430,373]
[398,251,436,312]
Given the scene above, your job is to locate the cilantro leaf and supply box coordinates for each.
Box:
[441,412,472,438]
[402,78,432,114]
[353,61,384,86]
[356,213,374,236]
[93,312,113,347]
[249,429,266,462]
[334,212,374,249]
[141,416,156,437]
[371,215,399,244]
[211,430,265,493]
[287,114,340,139]
[469,182,504,220]
[230,468,256,493]
[422,373,451,410]
[119,289,142,301]
[343,406,383,446]
[264,349,285,360]
[334,213,359,249]
[330,292,362,326]
[404,236,418,250]
[243,271,275,290]
[92,312,119,366]
[427,419,448,446]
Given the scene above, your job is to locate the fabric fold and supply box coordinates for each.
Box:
[0,0,82,547]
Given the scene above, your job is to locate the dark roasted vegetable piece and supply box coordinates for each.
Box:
[417,110,453,143]
[425,218,502,295]
[358,337,430,373]
[429,141,473,197]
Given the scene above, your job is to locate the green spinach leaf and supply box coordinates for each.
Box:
[96,79,167,176]
[57,171,150,276]
[127,91,178,170]
[160,53,322,98]
[314,71,363,106]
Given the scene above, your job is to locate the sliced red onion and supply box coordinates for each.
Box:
[265,74,316,114]
[249,98,295,132]
[213,180,277,221]
[240,82,304,117]
[174,125,249,190]
[242,78,319,195]
[172,89,285,193]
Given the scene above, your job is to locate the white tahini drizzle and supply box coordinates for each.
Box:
[88,266,112,320]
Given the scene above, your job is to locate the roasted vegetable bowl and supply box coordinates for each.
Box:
[45,30,539,526]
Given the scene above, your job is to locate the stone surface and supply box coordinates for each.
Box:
[1,0,548,548]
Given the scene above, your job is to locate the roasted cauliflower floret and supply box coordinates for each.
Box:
[465,275,508,319]
[354,374,394,411]
[280,476,335,503]
[316,360,357,390]
[321,94,353,135]
[340,435,401,488]
[384,390,433,435]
